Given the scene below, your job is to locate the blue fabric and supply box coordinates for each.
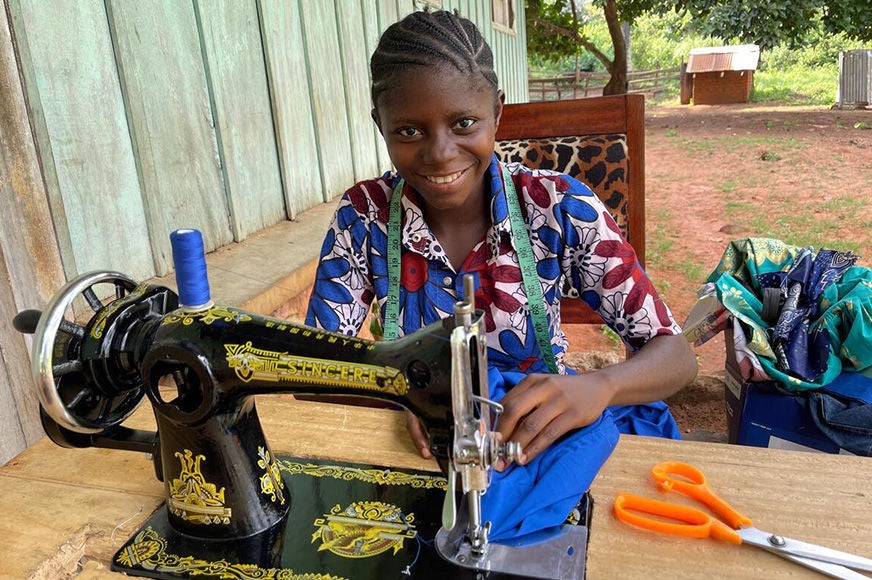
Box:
[610,401,683,439]
[481,368,681,542]
[822,372,872,404]
[707,238,871,391]
[760,247,857,382]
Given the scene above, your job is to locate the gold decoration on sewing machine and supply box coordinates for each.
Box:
[161,305,252,327]
[90,284,149,338]
[279,460,447,491]
[224,343,408,396]
[258,446,286,505]
[167,449,232,525]
[311,501,417,559]
[116,527,344,579]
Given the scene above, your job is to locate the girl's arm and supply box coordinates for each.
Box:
[494,333,697,467]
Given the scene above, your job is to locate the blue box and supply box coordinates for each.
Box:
[724,364,853,454]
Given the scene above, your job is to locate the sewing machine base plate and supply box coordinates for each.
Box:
[111,455,589,579]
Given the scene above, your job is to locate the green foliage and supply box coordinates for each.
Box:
[750,65,839,106]
[763,15,868,69]
[525,0,584,64]
[667,0,872,49]
[527,1,611,71]
[630,9,722,70]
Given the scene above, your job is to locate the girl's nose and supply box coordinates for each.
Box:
[423,131,456,164]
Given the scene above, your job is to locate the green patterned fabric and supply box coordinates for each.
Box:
[707,238,872,391]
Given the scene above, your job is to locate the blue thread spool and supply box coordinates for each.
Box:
[170,229,212,310]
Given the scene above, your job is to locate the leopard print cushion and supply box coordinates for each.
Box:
[495,134,630,239]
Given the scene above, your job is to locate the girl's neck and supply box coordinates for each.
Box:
[424,195,491,271]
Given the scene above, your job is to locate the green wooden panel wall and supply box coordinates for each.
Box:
[15,0,153,280]
[107,0,233,273]
[7,0,527,282]
[299,1,354,200]
[259,0,322,218]
[0,0,65,463]
[195,0,285,240]
[359,0,391,171]
[335,0,381,183]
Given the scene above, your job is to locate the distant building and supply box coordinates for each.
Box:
[684,45,760,105]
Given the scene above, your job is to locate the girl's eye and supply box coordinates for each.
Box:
[397,127,421,138]
[455,118,476,130]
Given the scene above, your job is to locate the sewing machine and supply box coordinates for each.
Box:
[13,232,588,579]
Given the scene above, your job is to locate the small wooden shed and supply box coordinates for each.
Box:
[685,45,760,105]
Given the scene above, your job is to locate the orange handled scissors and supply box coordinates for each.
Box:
[614,462,872,579]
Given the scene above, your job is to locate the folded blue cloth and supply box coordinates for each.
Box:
[822,371,872,404]
[481,368,680,542]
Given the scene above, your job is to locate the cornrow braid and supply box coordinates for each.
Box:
[370,10,499,106]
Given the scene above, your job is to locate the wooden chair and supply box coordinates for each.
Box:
[495,94,646,324]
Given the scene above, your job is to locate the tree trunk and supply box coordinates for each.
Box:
[602,0,627,95]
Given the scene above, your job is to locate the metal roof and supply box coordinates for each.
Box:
[687,45,760,73]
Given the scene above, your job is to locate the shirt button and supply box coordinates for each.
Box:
[443,276,453,286]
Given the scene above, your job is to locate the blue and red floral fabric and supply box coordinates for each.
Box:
[306,155,680,372]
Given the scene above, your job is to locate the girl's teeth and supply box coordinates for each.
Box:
[428,171,462,184]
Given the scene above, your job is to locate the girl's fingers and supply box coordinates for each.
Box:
[509,398,564,458]
[404,410,432,458]
[495,375,549,437]
[517,412,579,464]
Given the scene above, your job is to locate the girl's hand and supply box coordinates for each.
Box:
[404,410,433,459]
[494,373,613,468]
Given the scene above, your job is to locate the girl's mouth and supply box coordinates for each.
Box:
[425,169,465,184]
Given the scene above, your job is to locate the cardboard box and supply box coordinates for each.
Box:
[723,327,855,455]
[723,365,854,454]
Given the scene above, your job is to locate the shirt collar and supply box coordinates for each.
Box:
[393,155,514,266]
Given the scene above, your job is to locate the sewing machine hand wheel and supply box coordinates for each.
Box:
[28,271,144,434]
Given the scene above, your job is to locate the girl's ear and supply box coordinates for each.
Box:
[371,108,384,135]
[494,90,506,129]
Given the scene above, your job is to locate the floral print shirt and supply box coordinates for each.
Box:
[305,156,680,373]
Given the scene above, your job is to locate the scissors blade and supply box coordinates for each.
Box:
[738,527,872,573]
[780,553,872,580]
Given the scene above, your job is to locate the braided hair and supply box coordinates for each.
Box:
[370,10,499,106]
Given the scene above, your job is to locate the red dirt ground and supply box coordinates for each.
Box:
[564,102,872,439]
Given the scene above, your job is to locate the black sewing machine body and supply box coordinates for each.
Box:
[16,271,587,579]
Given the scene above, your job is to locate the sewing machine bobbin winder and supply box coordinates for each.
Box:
[13,230,589,579]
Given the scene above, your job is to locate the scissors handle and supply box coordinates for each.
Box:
[614,494,742,545]
[652,462,753,530]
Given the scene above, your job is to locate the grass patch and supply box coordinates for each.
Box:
[599,325,624,347]
[677,260,705,284]
[671,136,804,158]
[721,190,865,254]
[714,180,736,192]
[751,66,838,107]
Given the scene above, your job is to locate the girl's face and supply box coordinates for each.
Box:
[373,66,504,214]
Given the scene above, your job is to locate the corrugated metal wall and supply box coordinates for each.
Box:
[7,0,528,282]
[838,49,872,107]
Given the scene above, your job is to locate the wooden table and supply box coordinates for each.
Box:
[3,397,871,579]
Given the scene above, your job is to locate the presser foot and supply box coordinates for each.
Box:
[435,524,588,579]
[434,493,590,580]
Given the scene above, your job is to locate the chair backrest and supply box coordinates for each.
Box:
[495,94,646,324]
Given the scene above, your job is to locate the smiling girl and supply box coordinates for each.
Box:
[305,9,697,541]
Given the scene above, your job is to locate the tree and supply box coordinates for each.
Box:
[669,0,872,50]
[526,0,660,95]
